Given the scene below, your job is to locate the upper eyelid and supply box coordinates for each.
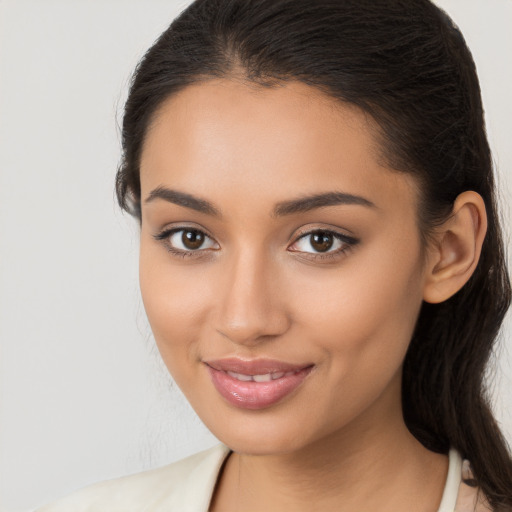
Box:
[293,221,356,237]
[154,223,215,240]
[295,227,355,239]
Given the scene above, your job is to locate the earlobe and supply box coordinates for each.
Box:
[423,191,487,304]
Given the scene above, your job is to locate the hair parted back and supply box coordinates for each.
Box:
[116,0,512,507]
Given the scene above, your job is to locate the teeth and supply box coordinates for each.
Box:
[226,370,296,382]
[253,374,272,382]
[227,371,252,381]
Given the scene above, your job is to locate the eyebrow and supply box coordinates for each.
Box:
[145,186,376,218]
[145,186,221,216]
[272,191,376,217]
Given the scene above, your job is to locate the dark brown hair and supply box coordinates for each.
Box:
[116,0,512,507]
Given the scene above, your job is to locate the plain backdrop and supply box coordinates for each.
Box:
[0,1,511,511]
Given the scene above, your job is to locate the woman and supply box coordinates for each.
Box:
[37,0,512,510]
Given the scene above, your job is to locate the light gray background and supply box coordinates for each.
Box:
[0,1,511,511]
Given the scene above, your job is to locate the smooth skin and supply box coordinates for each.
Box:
[138,78,487,512]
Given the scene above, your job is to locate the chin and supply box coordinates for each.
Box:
[203,411,318,456]
[221,435,306,456]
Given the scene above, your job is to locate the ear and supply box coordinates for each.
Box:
[423,191,487,304]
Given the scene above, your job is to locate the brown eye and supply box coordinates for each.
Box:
[310,232,334,252]
[182,229,205,250]
[154,227,219,255]
[288,229,358,259]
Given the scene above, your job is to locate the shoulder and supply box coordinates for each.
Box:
[35,444,231,512]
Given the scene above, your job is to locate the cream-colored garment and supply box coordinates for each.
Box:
[35,444,491,512]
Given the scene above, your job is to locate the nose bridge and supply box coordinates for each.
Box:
[215,243,289,345]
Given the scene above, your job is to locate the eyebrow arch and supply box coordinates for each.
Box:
[145,186,376,218]
[272,191,376,217]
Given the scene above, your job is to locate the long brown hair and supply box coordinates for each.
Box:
[116,0,512,507]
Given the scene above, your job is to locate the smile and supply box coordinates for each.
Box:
[204,358,314,410]
[226,370,298,382]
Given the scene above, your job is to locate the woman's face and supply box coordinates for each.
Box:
[139,79,429,454]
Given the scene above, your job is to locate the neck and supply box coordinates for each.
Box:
[210,378,449,512]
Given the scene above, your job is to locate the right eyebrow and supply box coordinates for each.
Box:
[145,186,222,218]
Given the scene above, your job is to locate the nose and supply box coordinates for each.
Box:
[214,248,291,346]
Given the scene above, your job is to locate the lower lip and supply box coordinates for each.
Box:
[206,365,313,410]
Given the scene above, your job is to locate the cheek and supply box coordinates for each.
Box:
[292,237,425,375]
[138,241,215,374]
[281,244,425,432]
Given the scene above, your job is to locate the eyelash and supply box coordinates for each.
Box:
[291,228,359,261]
[153,227,359,262]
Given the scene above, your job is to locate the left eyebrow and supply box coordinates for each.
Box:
[272,191,376,217]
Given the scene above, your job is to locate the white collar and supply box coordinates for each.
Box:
[437,448,463,512]
[180,444,463,512]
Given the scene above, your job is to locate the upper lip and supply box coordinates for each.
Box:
[204,358,313,375]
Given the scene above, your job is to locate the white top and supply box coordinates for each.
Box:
[35,444,491,512]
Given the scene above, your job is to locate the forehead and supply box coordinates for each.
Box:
[140,78,419,213]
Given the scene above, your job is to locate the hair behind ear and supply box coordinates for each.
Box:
[403,189,511,507]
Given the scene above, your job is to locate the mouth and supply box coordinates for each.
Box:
[204,358,314,410]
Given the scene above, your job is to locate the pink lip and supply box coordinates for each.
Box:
[204,358,314,410]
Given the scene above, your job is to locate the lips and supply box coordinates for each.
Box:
[204,358,314,410]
